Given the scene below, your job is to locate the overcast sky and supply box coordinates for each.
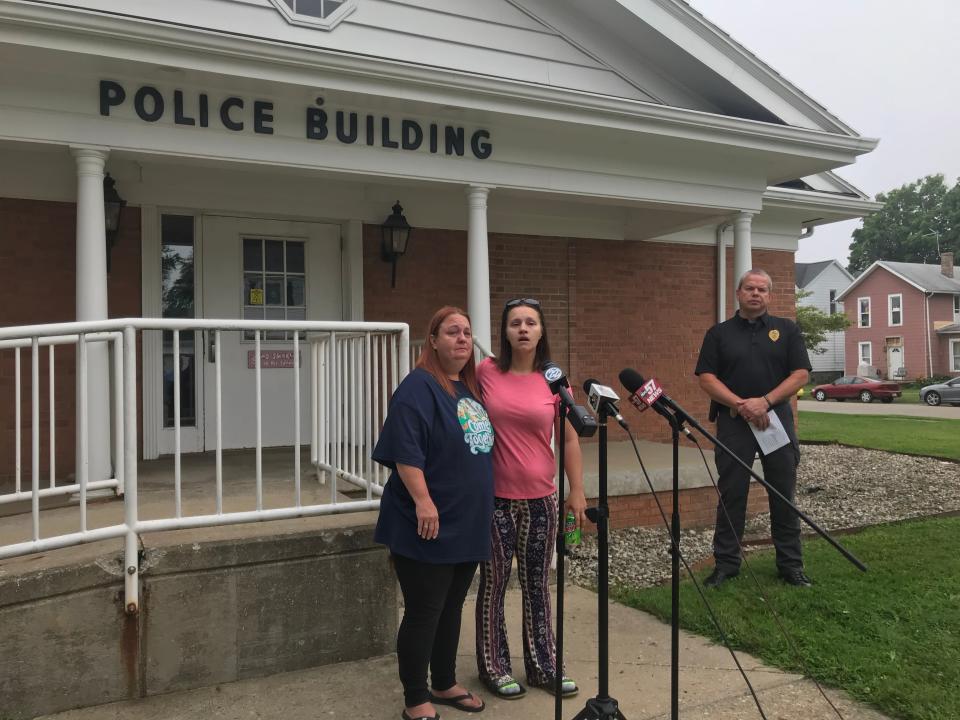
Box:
[686,0,960,267]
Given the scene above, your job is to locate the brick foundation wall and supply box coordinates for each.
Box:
[0,198,141,483]
[599,483,770,531]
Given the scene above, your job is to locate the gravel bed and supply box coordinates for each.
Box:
[567,444,960,589]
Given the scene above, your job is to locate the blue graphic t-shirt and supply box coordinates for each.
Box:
[373,368,495,563]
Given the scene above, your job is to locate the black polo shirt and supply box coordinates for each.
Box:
[694,312,811,401]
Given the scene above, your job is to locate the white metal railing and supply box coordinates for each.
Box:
[0,318,409,614]
[0,332,124,507]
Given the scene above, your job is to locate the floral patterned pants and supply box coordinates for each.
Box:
[475,494,560,686]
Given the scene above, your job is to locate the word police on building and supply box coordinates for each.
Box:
[99,80,493,159]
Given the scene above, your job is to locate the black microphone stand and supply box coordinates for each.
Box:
[555,401,568,720]
[666,411,682,720]
[573,405,626,720]
[644,395,866,720]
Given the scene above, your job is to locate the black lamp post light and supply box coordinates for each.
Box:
[103,172,127,273]
[380,200,412,288]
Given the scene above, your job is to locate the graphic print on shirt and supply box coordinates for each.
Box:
[457,398,495,455]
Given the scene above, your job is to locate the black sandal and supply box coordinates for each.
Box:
[429,691,485,713]
[401,711,440,720]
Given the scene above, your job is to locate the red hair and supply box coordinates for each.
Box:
[416,306,481,399]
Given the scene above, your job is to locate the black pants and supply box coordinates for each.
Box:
[392,553,479,708]
[713,405,803,574]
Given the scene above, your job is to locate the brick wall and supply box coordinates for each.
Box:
[601,483,769,531]
[363,225,796,528]
[0,198,141,483]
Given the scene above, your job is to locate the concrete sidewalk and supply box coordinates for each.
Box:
[39,584,890,720]
[798,397,960,419]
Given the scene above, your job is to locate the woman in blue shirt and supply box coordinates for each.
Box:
[374,306,495,720]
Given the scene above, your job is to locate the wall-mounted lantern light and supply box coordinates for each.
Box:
[380,201,412,288]
[103,173,127,273]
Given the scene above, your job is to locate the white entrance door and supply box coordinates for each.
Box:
[887,344,904,380]
[201,216,342,450]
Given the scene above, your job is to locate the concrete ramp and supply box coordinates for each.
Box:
[0,513,395,719]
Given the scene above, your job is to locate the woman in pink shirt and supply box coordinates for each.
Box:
[475,297,587,700]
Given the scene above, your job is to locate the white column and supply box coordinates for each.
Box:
[71,146,113,482]
[733,211,753,305]
[466,186,492,352]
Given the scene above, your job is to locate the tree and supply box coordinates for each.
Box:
[795,290,849,355]
[847,174,959,274]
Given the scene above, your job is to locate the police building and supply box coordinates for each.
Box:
[0,0,879,478]
[0,0,884,714]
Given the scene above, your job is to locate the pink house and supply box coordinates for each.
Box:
[837,253,960,380]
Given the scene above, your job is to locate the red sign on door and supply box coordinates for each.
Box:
[247,350,301,369]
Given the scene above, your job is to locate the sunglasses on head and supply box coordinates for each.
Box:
[505,297,541,309]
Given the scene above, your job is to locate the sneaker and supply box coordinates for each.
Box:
[779,569,813,587]
[704,567,739,588]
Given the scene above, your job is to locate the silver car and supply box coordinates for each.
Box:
[919,377,960,406]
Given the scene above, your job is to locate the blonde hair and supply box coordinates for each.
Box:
[737,268,773,291]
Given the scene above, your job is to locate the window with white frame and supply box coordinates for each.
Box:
[858,297,871,328]
[954,295,959,322]
[859,341,872,367]
[242,237,306,341]
[269,0,352,27]
[829,289,838,315]
[161,214,197,428]
[888,293,902,326]
[952,339,960,372]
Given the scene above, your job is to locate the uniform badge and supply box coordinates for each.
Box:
[768,329,780,342]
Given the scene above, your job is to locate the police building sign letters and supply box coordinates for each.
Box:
[99,80,493,159]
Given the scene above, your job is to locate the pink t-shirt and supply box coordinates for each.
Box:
[477,357,559,499]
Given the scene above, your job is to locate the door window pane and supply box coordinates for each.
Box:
[286,242,305,273]
[287,276,305,306]
[265,240,284,272]
[243,238,262,271]
[162,331,196,427]
[265,275,285,305]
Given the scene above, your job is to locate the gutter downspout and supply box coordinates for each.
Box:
[800,224,815,240]
[925,292,934,377]
[716,222,731,323]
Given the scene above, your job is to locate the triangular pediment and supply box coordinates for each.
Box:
[276,0,859,135]
[17,0,860,137]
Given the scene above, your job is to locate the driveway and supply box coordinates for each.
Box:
[798,398,960,419]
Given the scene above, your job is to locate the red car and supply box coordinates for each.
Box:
[811,376,902,404]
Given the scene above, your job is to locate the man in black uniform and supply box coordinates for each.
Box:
[695,269,812,588]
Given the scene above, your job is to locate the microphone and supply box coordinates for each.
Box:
[618,368,678,422]
[582,378,626,426]
[543,362,598,437]
[543,361,575,408]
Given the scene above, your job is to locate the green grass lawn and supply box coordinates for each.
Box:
[798,411,960,461]
[615,517,960,720]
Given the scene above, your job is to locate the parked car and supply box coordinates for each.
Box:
[919,377,960,406]
[811,376,902,403]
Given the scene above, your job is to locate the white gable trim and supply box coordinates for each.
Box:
[837,262,927,301]
[762,187,882,219]
[799,260,854,288]
[635,0,859,135]
[0,1,878,167]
